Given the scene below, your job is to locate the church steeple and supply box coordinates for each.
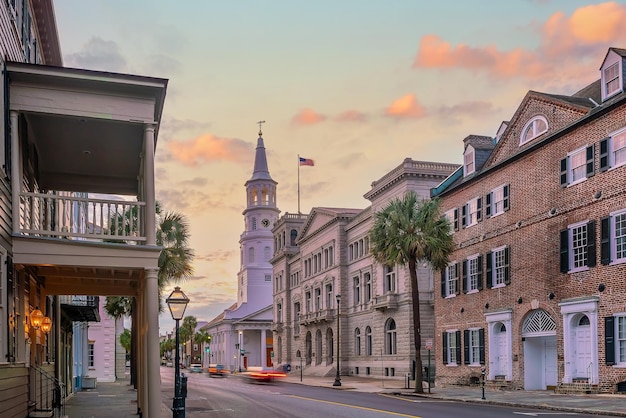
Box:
[249,121,273,182]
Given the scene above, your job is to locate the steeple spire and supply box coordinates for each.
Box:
[250,121,272,181]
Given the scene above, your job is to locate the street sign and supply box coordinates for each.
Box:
[270,351,274,357]
[425,338,433,350]
[240,349,244,354]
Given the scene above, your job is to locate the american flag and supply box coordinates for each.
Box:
[299,157,315,166]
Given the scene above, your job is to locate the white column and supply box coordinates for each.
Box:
[143,124,156,245]
[261,329,267,367]
[146,269,160,418]
[10,111,20,234]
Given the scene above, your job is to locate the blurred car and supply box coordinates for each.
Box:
[189,364,203,373]
[244,367,286,383]
[166,362,173,367]
[208,364,228,377]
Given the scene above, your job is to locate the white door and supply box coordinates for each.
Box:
[496,327,508,377]
[574,317,592,379]
[544,337,557,387]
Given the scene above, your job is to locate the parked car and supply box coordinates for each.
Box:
[208,364,228,377]
[189,364,203,373]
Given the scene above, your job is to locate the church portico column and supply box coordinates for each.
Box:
[261,329,267,367]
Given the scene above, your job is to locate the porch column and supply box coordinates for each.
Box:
[10,111,19,234]
[143,124,156,245]
[137,287,145,415]
[261,329,267,367]
[146,269,160,418]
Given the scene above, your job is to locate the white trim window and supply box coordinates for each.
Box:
[464,328,484,365]
[314,288,322,311]
[463,255,482,293]
[560,221,596,273]
[384,266,396,294]
[364,272,372,303]
[604,62,621,98]
[442,262,459,297]
[88,341,95,368]
[486,246,510,288]
[443,330,460,365]
[462,197,482,228]
[463,145,475,177]
[486,185,509,218]
[600,129,626,172]
[601,209,626,265]
[520,116,548,145]
[560,145,594,187]
[445,208,459,232]
[606,314,626,366]
[353,276,361,306]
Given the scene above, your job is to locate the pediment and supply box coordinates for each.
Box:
[484,91,593,169]
[299,207,360,240]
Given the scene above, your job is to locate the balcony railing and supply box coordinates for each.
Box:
[58,295,99,307]
[19,191,146,243]
[373,293,399,311]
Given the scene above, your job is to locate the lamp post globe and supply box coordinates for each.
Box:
[166,287,190,418]
[333,294,341,387]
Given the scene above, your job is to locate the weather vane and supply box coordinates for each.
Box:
[257,120,265,136]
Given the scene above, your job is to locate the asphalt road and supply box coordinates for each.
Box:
[160,367,617,418]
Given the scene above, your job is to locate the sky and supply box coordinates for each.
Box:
[52,0,626,334]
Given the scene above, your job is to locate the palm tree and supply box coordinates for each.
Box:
[370,192,453,393]
[180,316,197,366]
[194,329,212,365]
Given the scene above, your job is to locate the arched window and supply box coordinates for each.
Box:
[248,247,255,263]
[290,229,297,246]
[520,116,548,145]
[354,328,361,356]
[385,318,397,355]
[326,328,334,365]
[365,326,372,356]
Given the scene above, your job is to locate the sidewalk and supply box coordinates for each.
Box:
[63,374,626,417]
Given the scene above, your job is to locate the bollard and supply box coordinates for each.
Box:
[481,367,486,400]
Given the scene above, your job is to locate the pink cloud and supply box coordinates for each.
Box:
[292,108,326,125]
[385,94,426,119]
[335,110,367,122]
[413,2,626,82]
[166,134,252,166]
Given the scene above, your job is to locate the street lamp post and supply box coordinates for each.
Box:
[167,287,190,418]
[333,294,342,387]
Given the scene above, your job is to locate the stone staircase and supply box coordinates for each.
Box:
[554,379,599,394]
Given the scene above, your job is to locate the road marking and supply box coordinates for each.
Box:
[378,393,423,403]
[513,413,574,416]
[287,394,421,417]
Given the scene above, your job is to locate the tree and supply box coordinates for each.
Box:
[194,329,212,364]
[370,192,453,393]
[120,328,131,353]
[179,316,197,364]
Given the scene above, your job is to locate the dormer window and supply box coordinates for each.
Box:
[604,62,620,98]
[463,145,475,177]
[600,49,624,102]
[520,116,548,145]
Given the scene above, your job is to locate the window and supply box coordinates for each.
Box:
[277,303,282,323]
[364,273,372,303]
[443,331,461,365]
[365,326,372,356]
[560,221,596,273]
[486,185,509,218]
[464,329,485,365]
[353,276,361,305]
[248,247,255,263]
[445,208,459,232]
[384,266,396,293]
[600,129,626,171]
[462,197,482,228]
[88,342,95,368]
[315,288,322,311]
[520,116,548,145]
[464,145,475,176]
[385,319,397,355]
[486,247,510,288]
[305,291,311,312]
[294,302,301,334]
[606,315,626,366]
[326,284,333,309]
[441,262,459,297]
[354,328,361,356]
[601,209,626,265]
[264,246,271,261]
[462,255,482,293]
[560,145,594,187]
[604,62,621,98]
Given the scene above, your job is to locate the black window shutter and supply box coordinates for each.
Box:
[504,246,511,285]
[455,331,461,364]
[599,137,609,172]
[477,197,483,222]
[477,255,483,290]
[503,185,510,212]
[462,260,468,294]
[442,333,448,364]
[587,221,596,268]
[455,262,461,295]
[463,330,470,364]
[453,208,459,231]
[479,329,485,365]
[441,269,446,298]
[605,316,615,366]
[461,205,467,228]
[601,217,611,265]
[560,158,568,187]
[586,144,595,177]
[560,229,569,273]
[485,193,492,218]
[486,252,493,288]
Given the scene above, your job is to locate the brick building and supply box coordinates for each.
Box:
[432,47,626,393]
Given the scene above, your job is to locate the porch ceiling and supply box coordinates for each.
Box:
[36,265,143,296]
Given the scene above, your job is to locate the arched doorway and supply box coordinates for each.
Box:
[522,309,557,390]
[305,332,312,365]
[326,328,334,365]
[493,322,509,378]
[571,314,592,380]
[315,330,322,365]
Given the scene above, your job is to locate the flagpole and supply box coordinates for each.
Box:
[297,154,301,214]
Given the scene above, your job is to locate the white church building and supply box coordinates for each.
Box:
[203,128,278,372]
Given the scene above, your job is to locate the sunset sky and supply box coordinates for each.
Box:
[53,0,626,333]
